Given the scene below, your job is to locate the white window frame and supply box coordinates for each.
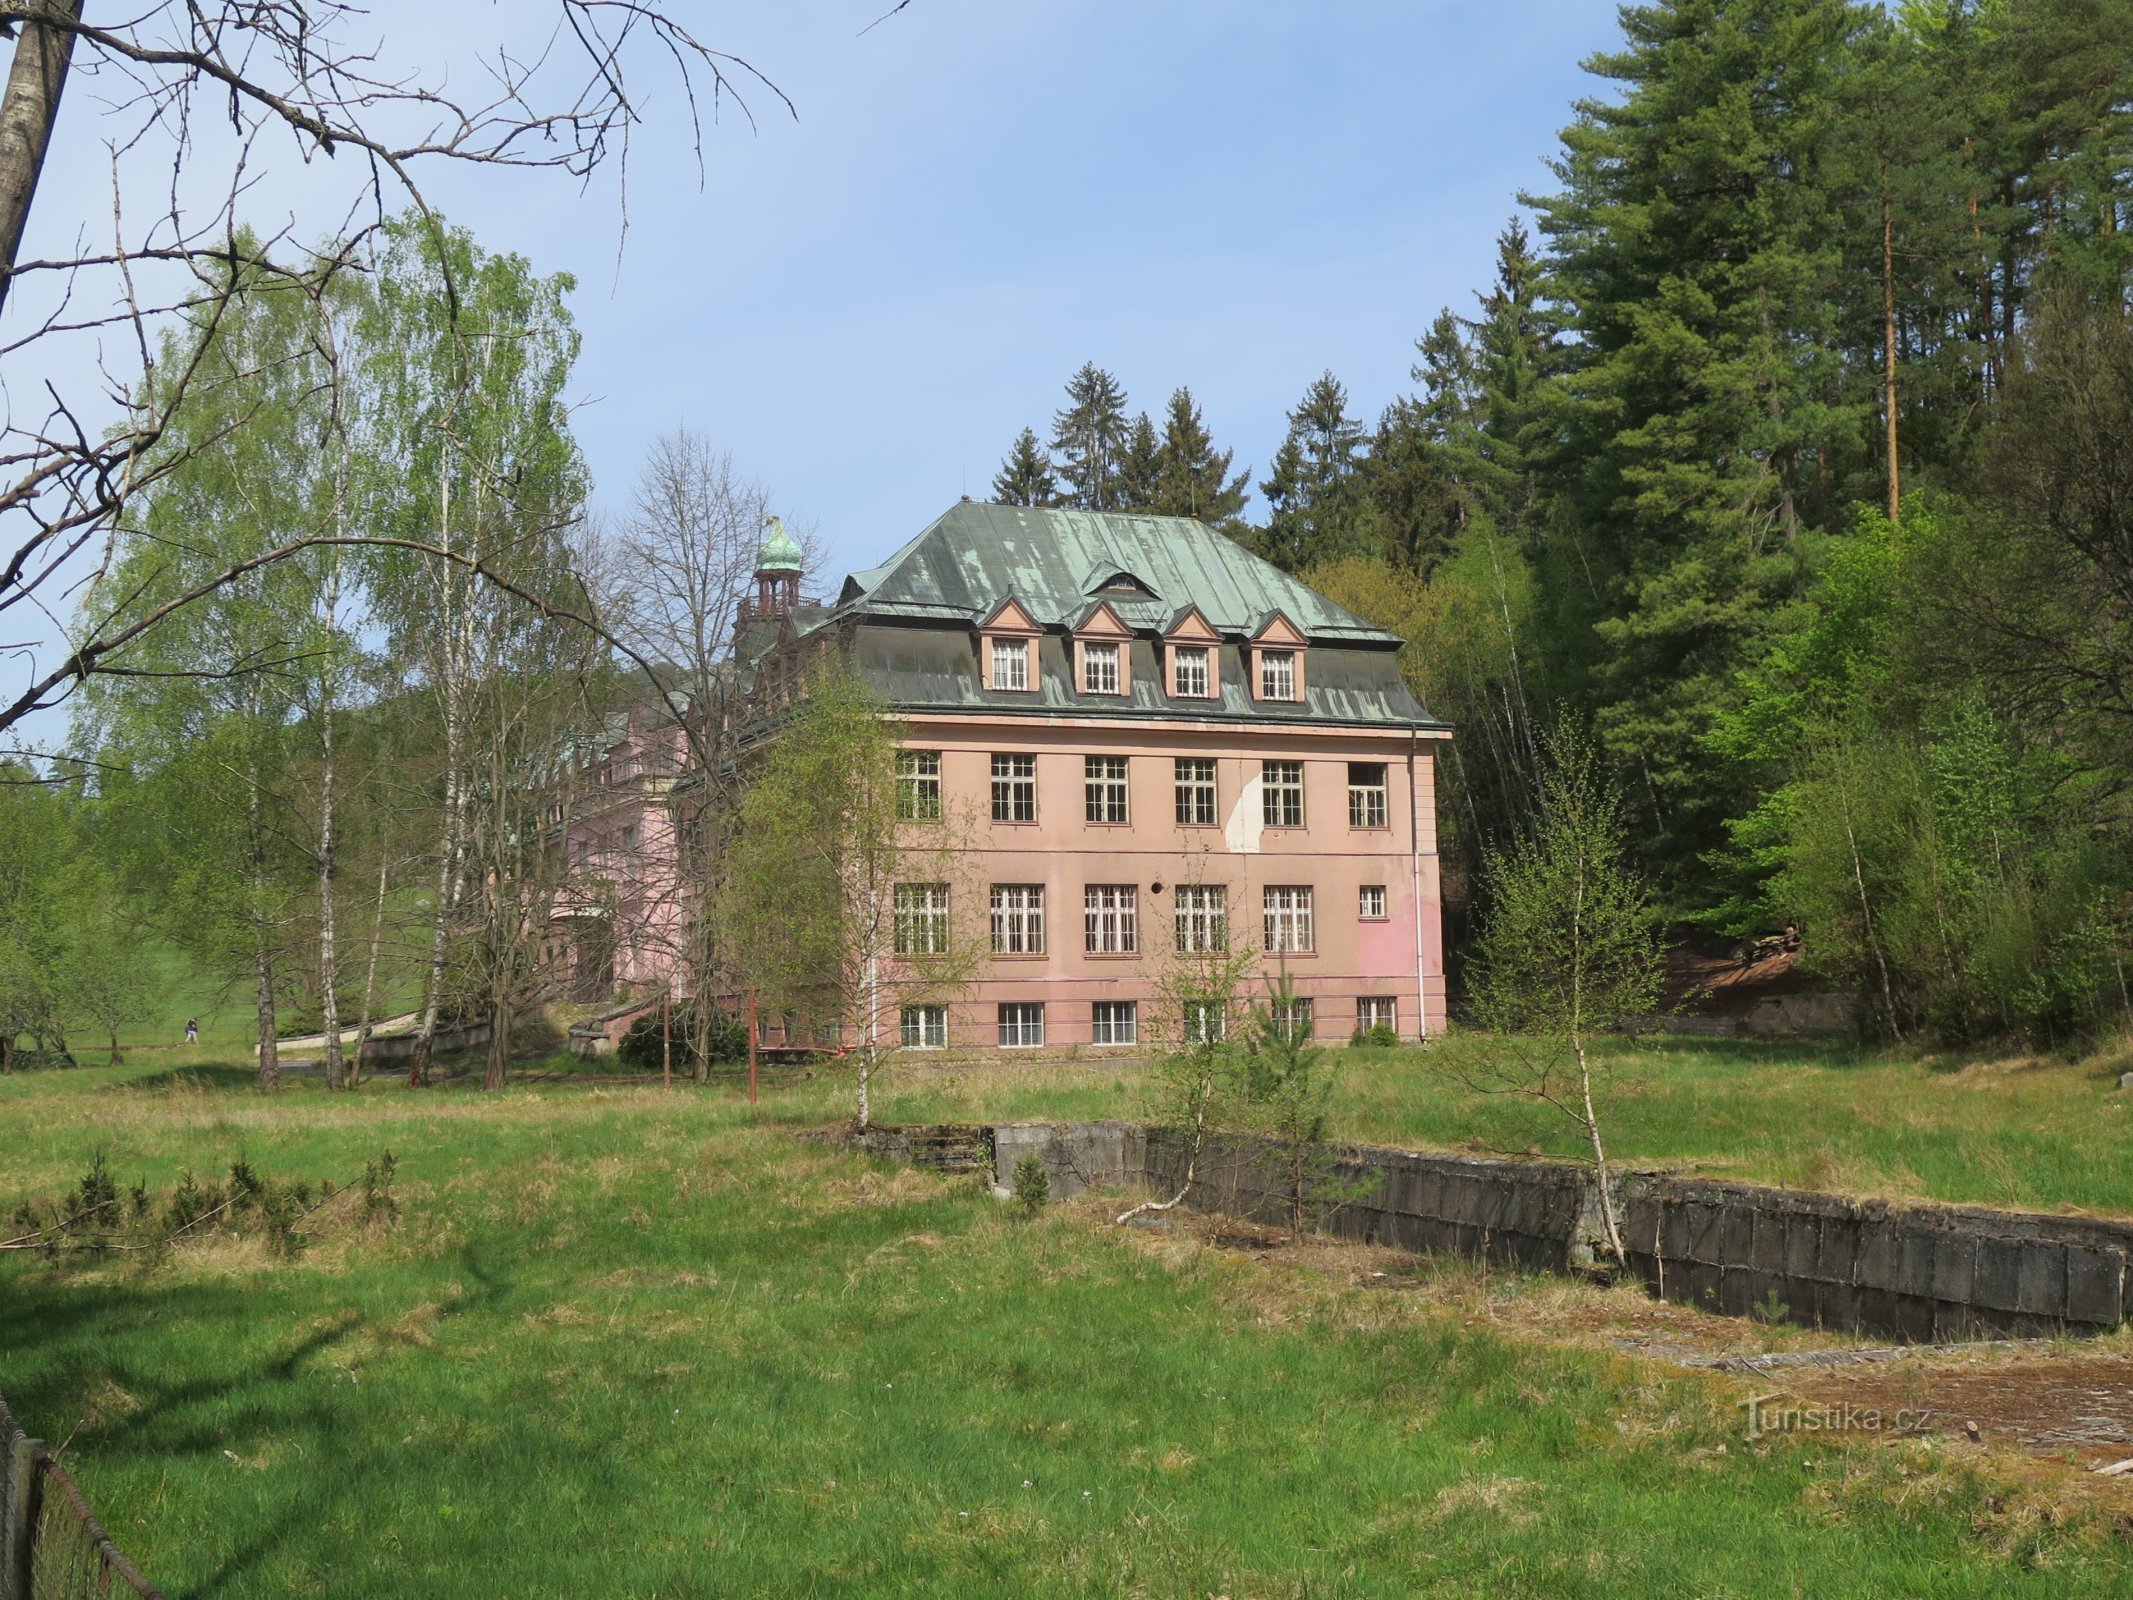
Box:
[990,637,1030,691]
[1173,645,1211,698]
[893,883,951,956]
[998,1002,1045,1048]
[1348,762,1389,829]
[1084,755,1129,824]
[1359,884,1388,920]
[1357,997,1398,1035]
[991,753,1037,823]
[1081,640,1122,695]
[1174,757,1217,827]
[1259,649,1297,701]
[1263,885,1315,954]
[1262,760,1304,828]
[990,884,1046,955]
[1174,885,1228,953]
[1183,1000,1227,1044]
[1272,996,1314,1043]
[1083,885,1139,954]
[1091,1000,1138,1046]
[897,750,942,821]
[900,1004,947,1049]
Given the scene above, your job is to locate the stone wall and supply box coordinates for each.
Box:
[982,1121,2133,1342]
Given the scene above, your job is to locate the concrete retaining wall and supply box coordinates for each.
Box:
[981,1121,2133,1342]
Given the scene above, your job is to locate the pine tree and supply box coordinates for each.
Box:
[1528,0,1868,882]
[991,426,1056,506]
[1050,363,1131,511]
[1151,387,1251,527]
[1258,371,1372,570]
[1115,411,1163,512]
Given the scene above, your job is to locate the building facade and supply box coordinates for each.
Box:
[743,501,1449,1049]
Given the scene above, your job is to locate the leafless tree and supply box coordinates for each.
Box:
[0,1,793,745]
[592,429,824,1076]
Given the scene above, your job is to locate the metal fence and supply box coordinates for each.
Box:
[0,1393,163,1600]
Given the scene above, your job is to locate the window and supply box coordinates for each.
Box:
[1175,885,1228,952]
[1081,641,1121,695]
[1084,885,1139,954]
[1357,997,1398,1035]
[1262,760,1304,828]
[1348,762,1389,829]
[1360,885,1387,920]
[990,885,1045,955]
[901,1005,947,1049]
[1272,996,1314,1043]
[991,753,1036,822]
[1174,757,1217,826]
[1085,755,1129,824]
[1173,646,1211,698]
[998,1002,1045,1048]
[1260,649,1297,701]
[897,750,942,821]
[894,883,950,956]
[1183,1000,1226,1044]
[1264,886,1315,953]
[990,637,1030,691]
[1091,1001,1138,1046]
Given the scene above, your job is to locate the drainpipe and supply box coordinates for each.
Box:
[1408,729,1429,1042]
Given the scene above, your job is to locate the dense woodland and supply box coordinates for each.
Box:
[998,0,2133,1047]
[4,0,2132,1073]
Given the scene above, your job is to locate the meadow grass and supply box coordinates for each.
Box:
[4,1057,2131,1596]
[862,1030,2133,1219]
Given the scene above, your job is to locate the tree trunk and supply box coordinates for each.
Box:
[318,673,343,1091]
[412,465,460,1089]
[0,0,85,317]
[1574,1035,1624,1266]
[105,1025,122,1066]
[351,856,389,1087]
[1882,191,1901,526]
[255,937,279,1092]
[484,994,509,1091]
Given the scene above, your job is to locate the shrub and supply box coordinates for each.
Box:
[616,1004,750,1071]
[1010,1154,1050,1219]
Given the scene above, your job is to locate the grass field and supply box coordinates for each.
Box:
[4,1055,2133,1597]
[862,1031,2133,1220]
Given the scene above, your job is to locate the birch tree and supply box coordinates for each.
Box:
[1463,724,1665,1267]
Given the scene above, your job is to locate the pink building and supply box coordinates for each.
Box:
[746,502,1449,1050]
[550,698,690,1002]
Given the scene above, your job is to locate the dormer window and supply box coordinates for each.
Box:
[990,638,1029,691]
[1259,650,1297,701]
[1173,646,1210,698]
[1082,641,1121,695]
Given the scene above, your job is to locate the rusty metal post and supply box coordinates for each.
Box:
[2,1429,38,1600]
[747,988,758,1105]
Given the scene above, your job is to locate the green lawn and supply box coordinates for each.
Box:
[862,1031,2133,1219]
[2,1057,2128,1597]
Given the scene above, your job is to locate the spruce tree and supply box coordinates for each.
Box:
[1528,0,1867,883]
[1152,386,1251,526]
[1257,371,1372,570]
[991,426,1057,506]
[1115,411,1163,512]
[1050,362,1131,511]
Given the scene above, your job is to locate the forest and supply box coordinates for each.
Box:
[995,0,2133,1049]
[4,0,2132,1075]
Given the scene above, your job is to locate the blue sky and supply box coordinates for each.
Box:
[8,1,1626,750]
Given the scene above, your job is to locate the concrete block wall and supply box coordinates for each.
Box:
[978,1121,2133,1342]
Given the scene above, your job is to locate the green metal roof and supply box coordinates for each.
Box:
[757,516,804,574]
[833,502,1400,642]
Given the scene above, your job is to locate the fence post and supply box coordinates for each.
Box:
[1,1429,38,1600]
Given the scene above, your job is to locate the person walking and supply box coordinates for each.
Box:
[184,1017,198,1045]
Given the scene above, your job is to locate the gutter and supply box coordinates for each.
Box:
[1409,727,1429,1043]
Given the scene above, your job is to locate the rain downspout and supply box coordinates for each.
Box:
[1408,728,1429,1041]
